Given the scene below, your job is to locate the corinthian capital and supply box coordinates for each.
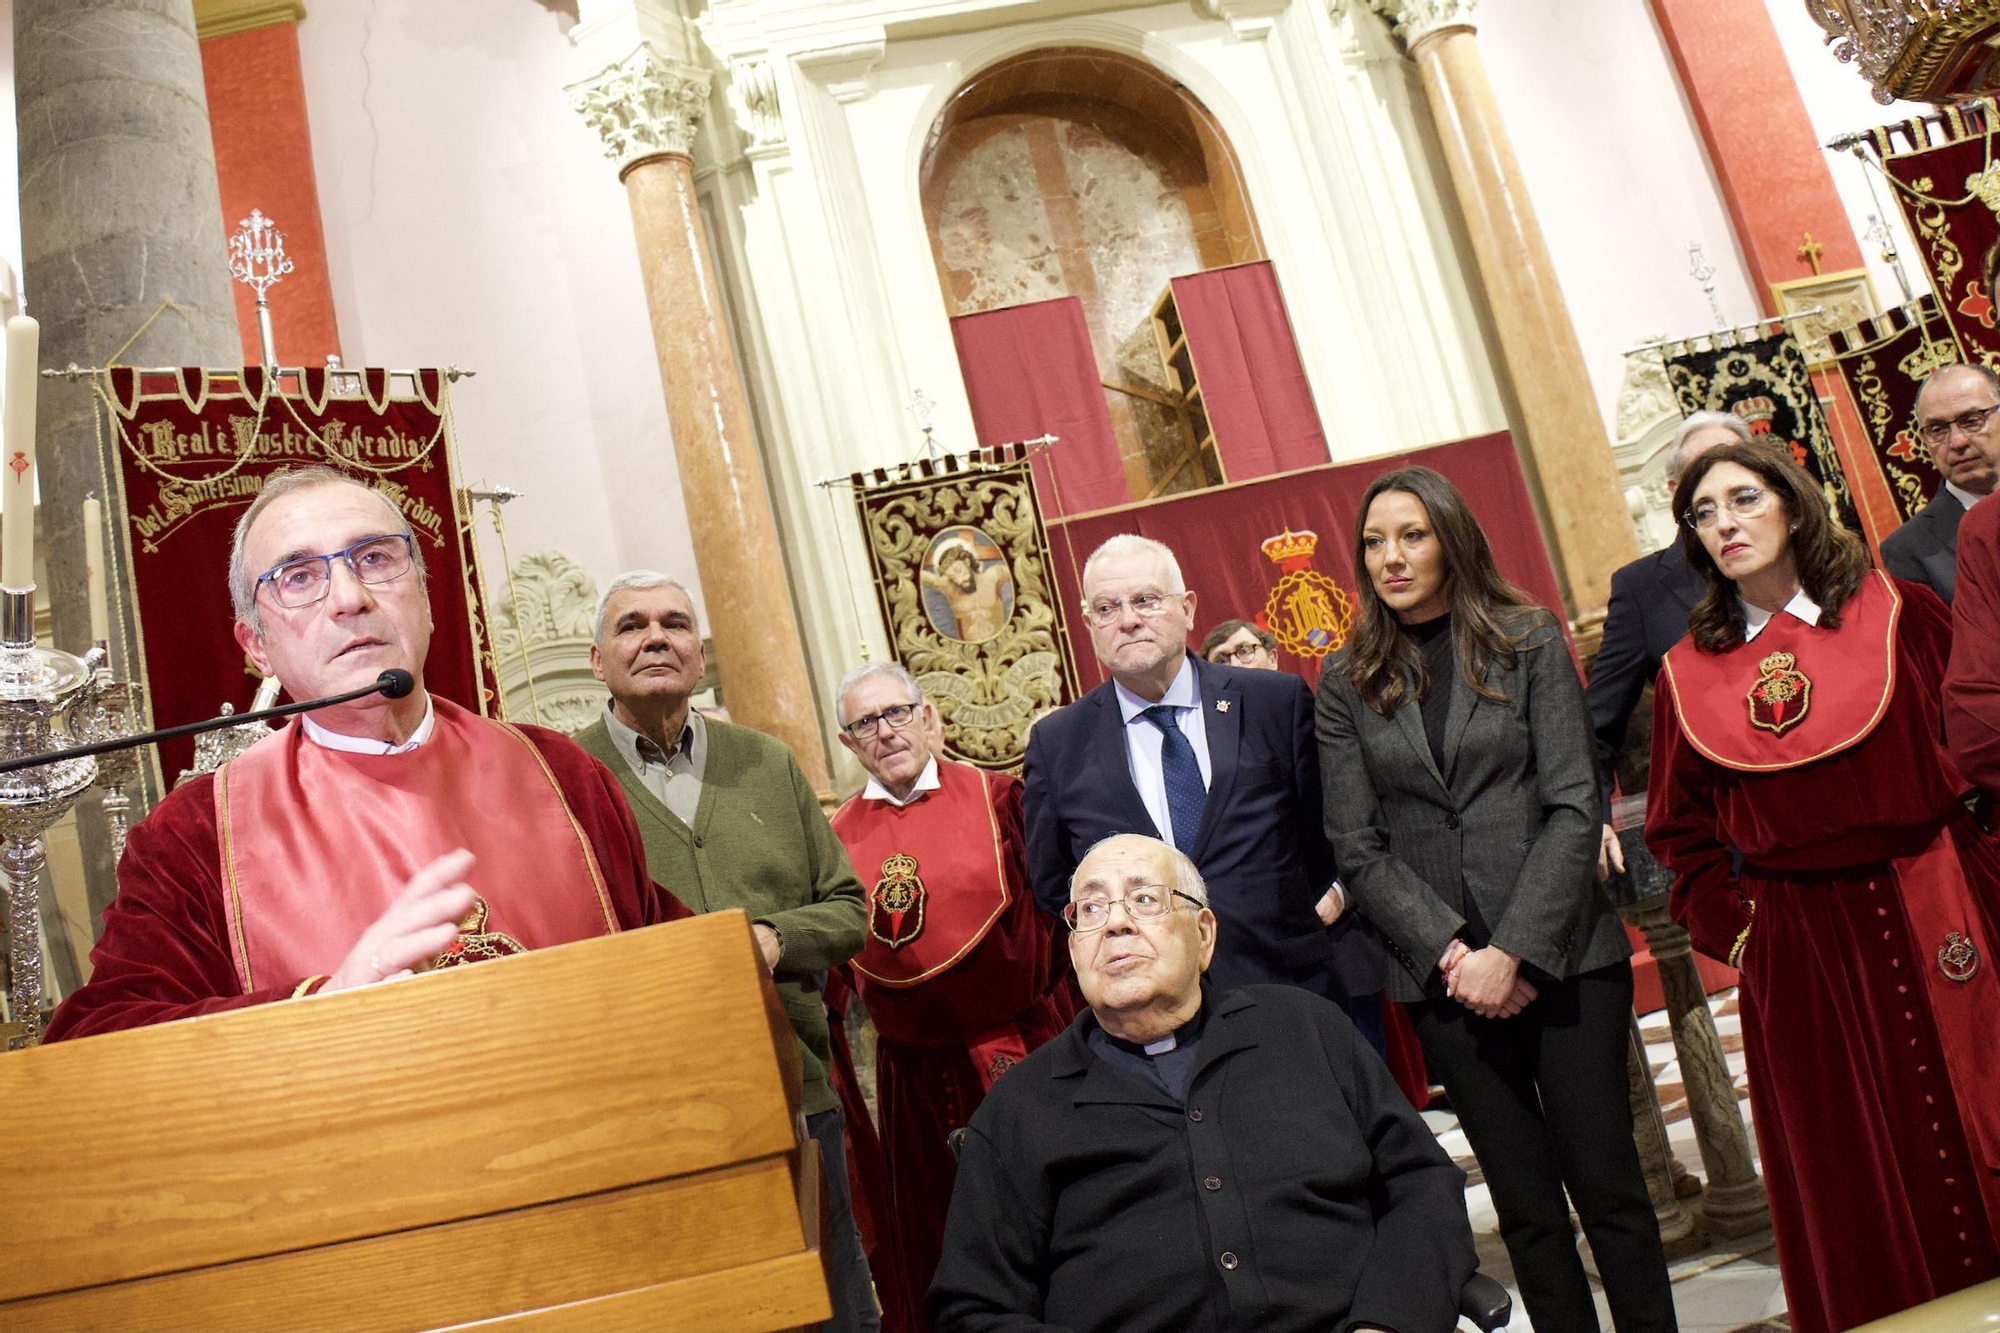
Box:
[566,45,714,174]
[1361,0,1477,49]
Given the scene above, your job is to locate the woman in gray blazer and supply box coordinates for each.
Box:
[1315,466,1675,1333]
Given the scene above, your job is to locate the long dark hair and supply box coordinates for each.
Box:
[1346,467,1535,717]
[1670,441,1870,653]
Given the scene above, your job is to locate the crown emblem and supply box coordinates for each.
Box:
[1747,650,1812,737]
[870,852,927,949]
[1260,528,1319,565]
[1730,396,1778,433]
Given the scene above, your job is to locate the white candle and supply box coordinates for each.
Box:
[83,495,108,643]
[1,316,38,589]
[252,674,282,711]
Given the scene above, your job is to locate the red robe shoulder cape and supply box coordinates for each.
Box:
[47,715,687,1043]
[829,760,1076,1330]
[1647,574,2000,1333]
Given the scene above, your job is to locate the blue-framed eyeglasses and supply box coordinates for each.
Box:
[255,533,416,608]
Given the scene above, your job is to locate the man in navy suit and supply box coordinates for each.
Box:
[1880,362,1999,604]
[1585,411,1742,878]
[1023,534,1385,1031]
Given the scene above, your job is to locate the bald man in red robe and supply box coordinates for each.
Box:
[1946,487,2000,792]
[828,664,1076,1328]
[48,466,686,1041]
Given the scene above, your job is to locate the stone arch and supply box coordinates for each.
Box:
[919,46,1265,497]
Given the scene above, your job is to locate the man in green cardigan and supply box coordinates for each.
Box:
[576,570,875,1333]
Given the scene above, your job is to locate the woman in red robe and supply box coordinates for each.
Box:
[1646,442,2000,1332]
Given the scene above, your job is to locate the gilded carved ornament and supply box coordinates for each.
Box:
[566,45,715,173]
[1358,0,1478,49]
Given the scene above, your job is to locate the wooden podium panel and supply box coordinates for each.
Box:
[0,910,831,1332]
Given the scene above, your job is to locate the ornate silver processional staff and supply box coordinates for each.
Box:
[229,209,294,369]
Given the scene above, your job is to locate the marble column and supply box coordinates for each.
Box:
[1366,0,1636,640]
[15,0,241,930]
[568,35,831,791]
[1624,1011,1705,1259]
[1624,893,1772,1238]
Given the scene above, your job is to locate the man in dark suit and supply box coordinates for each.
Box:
[929,833,1474,1333]
[1880,362,1999,604]
[1586,411,1744,878]
[1023,535,1385,1024]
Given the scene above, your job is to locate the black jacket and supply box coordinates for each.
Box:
[1584,543,1705,815]
[1880,486,1968,605]
[927,985,1475,1333]
[1023,653,1385,1000]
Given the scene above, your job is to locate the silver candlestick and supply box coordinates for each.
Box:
[0,587,100,1048]
[78,646,146,861]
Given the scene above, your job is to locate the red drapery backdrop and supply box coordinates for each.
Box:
[1044,432,1565,692]
[100,366,493,782]
[951,298,1127,517]
[1170,261,1330,479]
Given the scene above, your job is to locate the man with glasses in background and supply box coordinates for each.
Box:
[1881,362,2000,603]
[1022,535,1386,1046]
[575,569,875,1333]
[928,832,1474,1332]
[1200,618,1279,670]
[49,466,691,1041]
[827,661,1075,1326]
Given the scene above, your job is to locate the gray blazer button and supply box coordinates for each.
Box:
[1444,812,1460,830]
[1204,1175,1222,1191]
[1219,1252,1239,1270]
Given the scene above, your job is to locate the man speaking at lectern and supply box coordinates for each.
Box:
[48,466,688,1041]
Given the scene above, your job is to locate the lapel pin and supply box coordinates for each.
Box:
[1215,700,1231,713]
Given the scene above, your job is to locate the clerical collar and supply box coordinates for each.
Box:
[1946,479,1990,513]
[862,756,942,807]
[302,692,435,755]
[1102,999,1207,1059]
[1114,654,1199,725]
[1740,587,1822,643]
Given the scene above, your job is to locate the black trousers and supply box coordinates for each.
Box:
[1410,960,1676,1333]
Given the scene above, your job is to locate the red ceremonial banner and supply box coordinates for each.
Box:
[1044,431,1567,692]
[1874,100,2000,363]
[97,366,495,782]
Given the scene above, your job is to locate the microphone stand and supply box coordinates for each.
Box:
[0,671,414,777]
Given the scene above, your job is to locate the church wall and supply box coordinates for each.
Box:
[1471,0,1766,435]
[290,0,704,632]
[1470,0,1933,443]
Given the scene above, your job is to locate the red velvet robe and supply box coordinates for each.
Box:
[47,724,688,1042]
[830,763,1077,1331]
[1946,493,2000,793]
[1647,578,2000,1333]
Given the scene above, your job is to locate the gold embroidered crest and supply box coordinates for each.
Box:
[432,896,526,969]
[870,852,928,949]
[1747,651,1812,737]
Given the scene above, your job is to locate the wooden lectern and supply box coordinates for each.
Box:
[0,910,834,1332]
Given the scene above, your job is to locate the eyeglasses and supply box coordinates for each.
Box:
[1685,486,1774,531]
[1211,641,1270,665]
[844,702,920,740]
[256,533,416,608]
[1918,403,2000,445]
[1062,885,1207,933]
[1083,592,1181,627]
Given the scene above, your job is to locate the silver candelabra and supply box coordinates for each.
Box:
[0,587,144,1049]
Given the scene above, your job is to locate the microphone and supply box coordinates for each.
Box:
[0,670,418,777]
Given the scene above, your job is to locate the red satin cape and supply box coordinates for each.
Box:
[217,696,618,990]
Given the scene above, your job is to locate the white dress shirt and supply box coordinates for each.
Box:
[862,755,943,808]
[1113,656,1213,846]
[1740,588,1823,643]
[601,705,708,824]
[302,693,436,754]
[1945,479,1989,513]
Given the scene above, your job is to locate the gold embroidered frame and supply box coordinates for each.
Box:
[852,450,1079,770]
